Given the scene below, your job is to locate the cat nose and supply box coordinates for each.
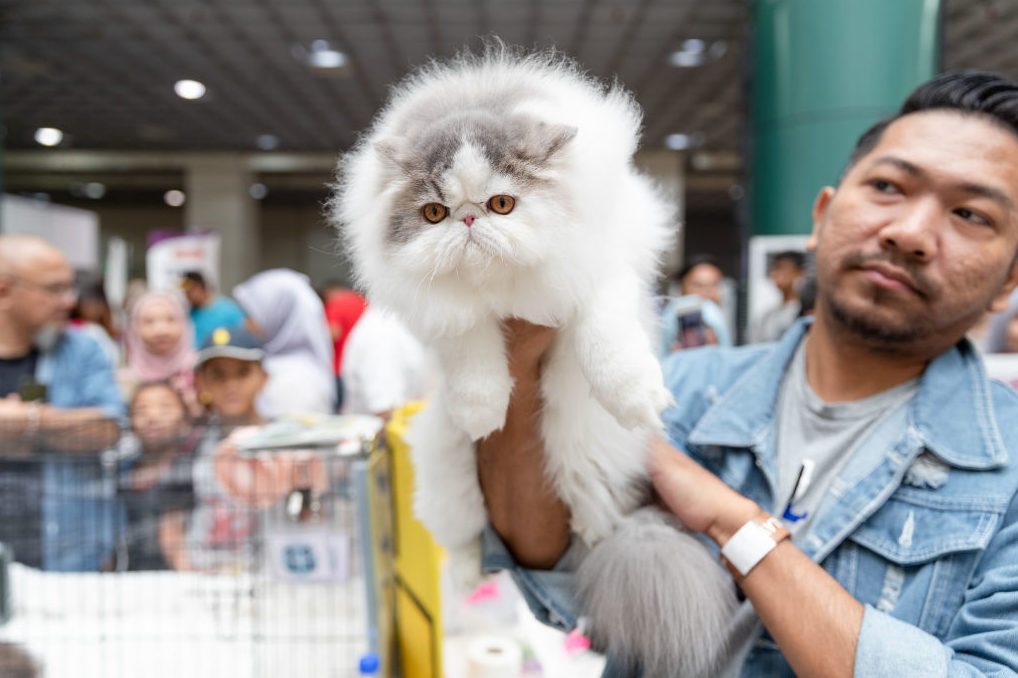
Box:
[462,214,475,227]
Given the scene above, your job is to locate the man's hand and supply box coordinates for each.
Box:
[476,319,569,569]
[502,318,556,381]
[647,436,758,543]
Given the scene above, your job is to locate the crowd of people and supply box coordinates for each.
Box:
[0,234,427,573]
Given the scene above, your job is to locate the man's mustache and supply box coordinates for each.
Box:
[841,251,936,299]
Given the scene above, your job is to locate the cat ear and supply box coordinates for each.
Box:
[516,122,577,164]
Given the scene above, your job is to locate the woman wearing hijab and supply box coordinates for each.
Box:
[232,269,336,418]
[124,290,198,413]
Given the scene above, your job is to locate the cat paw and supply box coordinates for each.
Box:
[447,540,485,594]
[446,383,511,441]
[598,363,673,431]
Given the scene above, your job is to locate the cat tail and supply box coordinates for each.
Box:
[575,506,737,678]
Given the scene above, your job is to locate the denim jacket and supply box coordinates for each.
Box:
[37,329,126,571]
[484,320,1018,677]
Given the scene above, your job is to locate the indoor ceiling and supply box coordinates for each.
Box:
[1,0,1016,160]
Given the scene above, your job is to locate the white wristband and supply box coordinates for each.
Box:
[720,514,789,577]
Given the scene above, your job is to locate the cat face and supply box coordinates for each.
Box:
[378,113,576,279]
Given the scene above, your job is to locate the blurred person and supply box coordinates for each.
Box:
[749,250,807,342]
[984,288,1018,353]
[319,281,367,411]
[124,290,198,414]
[659,294,730,358]
[341,306,428,419]
[194,326,268,428]
[0,234,124,571]
[180,270,245,347]
[70,271,121,369]
[233,269,336,418]
[120,381,196,571]
[671,254,725,306]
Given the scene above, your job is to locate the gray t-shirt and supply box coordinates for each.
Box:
[719,339,919,676]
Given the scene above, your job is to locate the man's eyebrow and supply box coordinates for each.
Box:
[866,155,1014,212]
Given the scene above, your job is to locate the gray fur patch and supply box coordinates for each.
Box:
[380,111,574,245]
[903,453,949,489]
[576,507,737,677]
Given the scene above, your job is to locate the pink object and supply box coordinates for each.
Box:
[462,214,476,227]
[564,629,591,655]
[466,580,501,604]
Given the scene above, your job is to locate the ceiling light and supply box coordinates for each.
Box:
[83,182,106,199]
[34,127,63,147]
[665,134,693,151]
[669,50,705,68]
[164,190,186,207]
[174,79,206,100]
[309,49,346,69]
[256,134,279,151]
[249,183,269,200]
[682,39,706,54]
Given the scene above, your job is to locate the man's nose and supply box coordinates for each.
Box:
[879,199,940,262]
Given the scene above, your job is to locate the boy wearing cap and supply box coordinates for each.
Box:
[195,325,267,428]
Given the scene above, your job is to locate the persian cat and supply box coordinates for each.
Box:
[332,46,735,676]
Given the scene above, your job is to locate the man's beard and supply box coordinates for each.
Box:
[823,251,939,349]
[825,290,931,347]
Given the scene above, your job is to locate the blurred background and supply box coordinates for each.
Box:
[4,0,1015,301]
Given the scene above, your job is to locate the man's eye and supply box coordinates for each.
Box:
[954,207,991,226]
[870,179,899,194]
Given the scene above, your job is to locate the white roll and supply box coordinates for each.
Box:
[466,635,523,678]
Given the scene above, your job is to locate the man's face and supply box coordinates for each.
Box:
[197,357,267,419]
[810,110,1018,353]
[182,282,206,308]
[681,263,724,305]
[2,251,76,334]
[769,259,803,296]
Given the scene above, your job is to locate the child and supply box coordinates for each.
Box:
[188,326,273,570]
[122,381,196,570]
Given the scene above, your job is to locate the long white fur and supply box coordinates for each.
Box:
[332,45,734,676]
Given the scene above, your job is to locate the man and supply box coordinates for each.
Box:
[479,71,1018,676]
[662,255,732,352]
[0,235,124,571]
[750,250,807,343]
[180,270,245,347]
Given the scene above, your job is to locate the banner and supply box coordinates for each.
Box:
[145,232,221,292]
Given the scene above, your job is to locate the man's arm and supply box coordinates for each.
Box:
[476,319,571,569]
[0,399,120,453]
[649,437,864,678]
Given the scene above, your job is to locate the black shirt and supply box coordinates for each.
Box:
[0,351,39,399]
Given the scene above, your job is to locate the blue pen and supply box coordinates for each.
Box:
[781,459,814,523]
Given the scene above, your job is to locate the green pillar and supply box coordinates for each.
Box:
[750,0,941,236]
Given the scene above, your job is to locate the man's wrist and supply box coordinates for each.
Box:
[705,498,761,546]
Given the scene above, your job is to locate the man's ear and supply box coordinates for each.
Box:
[988,257,1018,313]
[806,187,836,252]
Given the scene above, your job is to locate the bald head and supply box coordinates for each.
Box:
[0,235,76,348]
[0,234,68,278]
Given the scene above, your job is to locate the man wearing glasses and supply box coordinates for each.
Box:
[0,234,124,571]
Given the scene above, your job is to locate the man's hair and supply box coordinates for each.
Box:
[182,270,208,289]
[676,254,722,284]
[771,250,805,270]
[847,71,1018,172]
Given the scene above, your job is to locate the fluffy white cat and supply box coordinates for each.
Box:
[332,46,734,677]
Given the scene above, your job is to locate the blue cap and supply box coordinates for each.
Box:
[358,652,380,675]
[196,325,266,367]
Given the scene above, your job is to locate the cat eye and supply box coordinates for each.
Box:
[421,203,448,224]
[487,194,516,215]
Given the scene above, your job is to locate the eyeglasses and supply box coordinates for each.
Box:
[8,276,78,300]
